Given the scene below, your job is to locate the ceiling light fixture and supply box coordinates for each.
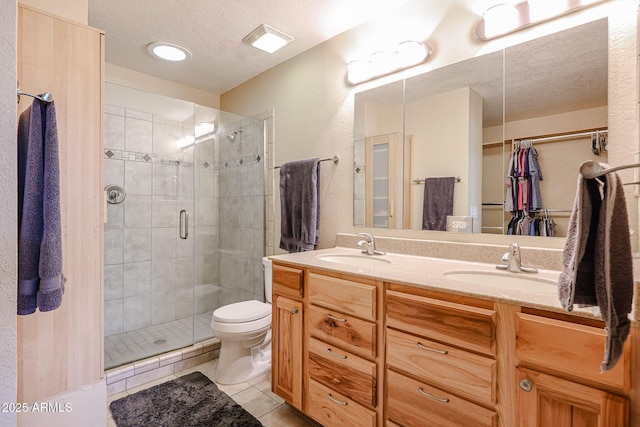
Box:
[147,42,191,62]
[346,40,432,85]
[242,24,294,53]
[475,0,606,41]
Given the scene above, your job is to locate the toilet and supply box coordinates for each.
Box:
[211,257,273,385]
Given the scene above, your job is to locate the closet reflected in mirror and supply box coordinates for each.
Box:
[353,18,608,237]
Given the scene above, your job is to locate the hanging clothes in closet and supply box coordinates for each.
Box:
[504,140,555,236]
[506,210,556,237]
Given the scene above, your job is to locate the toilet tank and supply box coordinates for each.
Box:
[262,257,273,304]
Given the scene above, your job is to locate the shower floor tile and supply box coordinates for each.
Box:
[105,311,214,370]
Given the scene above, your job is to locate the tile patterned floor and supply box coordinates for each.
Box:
[106,359,321,427]
[105,311,214,369]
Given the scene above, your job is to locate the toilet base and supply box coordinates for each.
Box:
[215,329,272,385]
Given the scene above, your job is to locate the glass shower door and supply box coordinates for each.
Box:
[103,83,197,368]
[103,85,266,370]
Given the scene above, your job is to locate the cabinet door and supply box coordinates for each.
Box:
[17,5,104,403]
[272,295,304,409]
[516,368,628,427]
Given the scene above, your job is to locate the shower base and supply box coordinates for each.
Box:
[105,311,214,370]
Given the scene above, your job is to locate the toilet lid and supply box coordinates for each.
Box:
[213,300,271,323]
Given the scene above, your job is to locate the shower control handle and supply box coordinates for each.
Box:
[179,210,189,239]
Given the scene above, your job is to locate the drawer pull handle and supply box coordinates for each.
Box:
[327,348,347,359]
[327,314,347,322]
[418,387,450,403]
[291,307,299,314]
[327,393,348,406]
[417,342,448,355]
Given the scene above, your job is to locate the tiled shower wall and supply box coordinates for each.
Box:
[103,105,219,337]
[103,104,269,341]
[217,119,266,304]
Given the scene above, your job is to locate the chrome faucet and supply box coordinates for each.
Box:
[496,243,538,273]
[356,232,386,256]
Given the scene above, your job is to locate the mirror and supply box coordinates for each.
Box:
[353,18,608,236]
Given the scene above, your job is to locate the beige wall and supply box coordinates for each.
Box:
[222,0,638,252]
[406,87,483,231]
[0,2,17,427]
[105,63,220,109]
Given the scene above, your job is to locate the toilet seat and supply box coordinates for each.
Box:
[213,300,271,324]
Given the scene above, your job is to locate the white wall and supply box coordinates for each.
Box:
[221,0,638,251]
[0,2,17,427]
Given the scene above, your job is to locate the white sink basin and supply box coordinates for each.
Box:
[317,253,392,268]
[444,270,558,294]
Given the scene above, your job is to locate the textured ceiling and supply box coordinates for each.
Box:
[88,0,411,95]
[90,1,608,125]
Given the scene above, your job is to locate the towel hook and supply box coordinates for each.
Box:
[17,81,53,104]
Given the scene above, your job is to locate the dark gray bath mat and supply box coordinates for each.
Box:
[110,371,263,427]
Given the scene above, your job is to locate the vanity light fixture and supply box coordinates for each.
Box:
[482,3,520,39]
[347,40,432,85]
[147,42,191,62]
[242,24,294,53]
[475,0,607,41]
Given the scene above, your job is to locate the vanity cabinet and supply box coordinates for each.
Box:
[515,310,630,426]
[272,264,304,409]
[306,271,380,427]
[271,259,635,426]
[385,283,498,427]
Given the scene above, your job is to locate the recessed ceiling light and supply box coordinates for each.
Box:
[147,42,191,62]
[242,24,294,53]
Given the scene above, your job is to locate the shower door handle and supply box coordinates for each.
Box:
[179,209,189,239]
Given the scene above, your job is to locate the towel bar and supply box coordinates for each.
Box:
[413,176,461,184]
[274,155,339,169]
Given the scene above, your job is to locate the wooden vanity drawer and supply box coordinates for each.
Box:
[386,328,496,405]
[272,263,304,299]
[308,272,376,321]
[308,304,376,359]
[307,378,376,427]
[516,313,629,390]
[307,337,377,407]
[386,369,497,427]
[386,290,496,356]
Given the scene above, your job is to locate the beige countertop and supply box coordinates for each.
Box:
[270,246,601,320]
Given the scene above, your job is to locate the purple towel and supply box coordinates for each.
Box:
[279,158,320,253]
[559,167,633,371]
[17,99,66,315]
[421,177,455,231]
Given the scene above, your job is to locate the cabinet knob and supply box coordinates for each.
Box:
[519,378,533,392]
[291,307,299,314]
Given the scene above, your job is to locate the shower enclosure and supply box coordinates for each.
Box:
[103,84,266,369]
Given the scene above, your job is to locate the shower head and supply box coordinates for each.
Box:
[226,128,243,142]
